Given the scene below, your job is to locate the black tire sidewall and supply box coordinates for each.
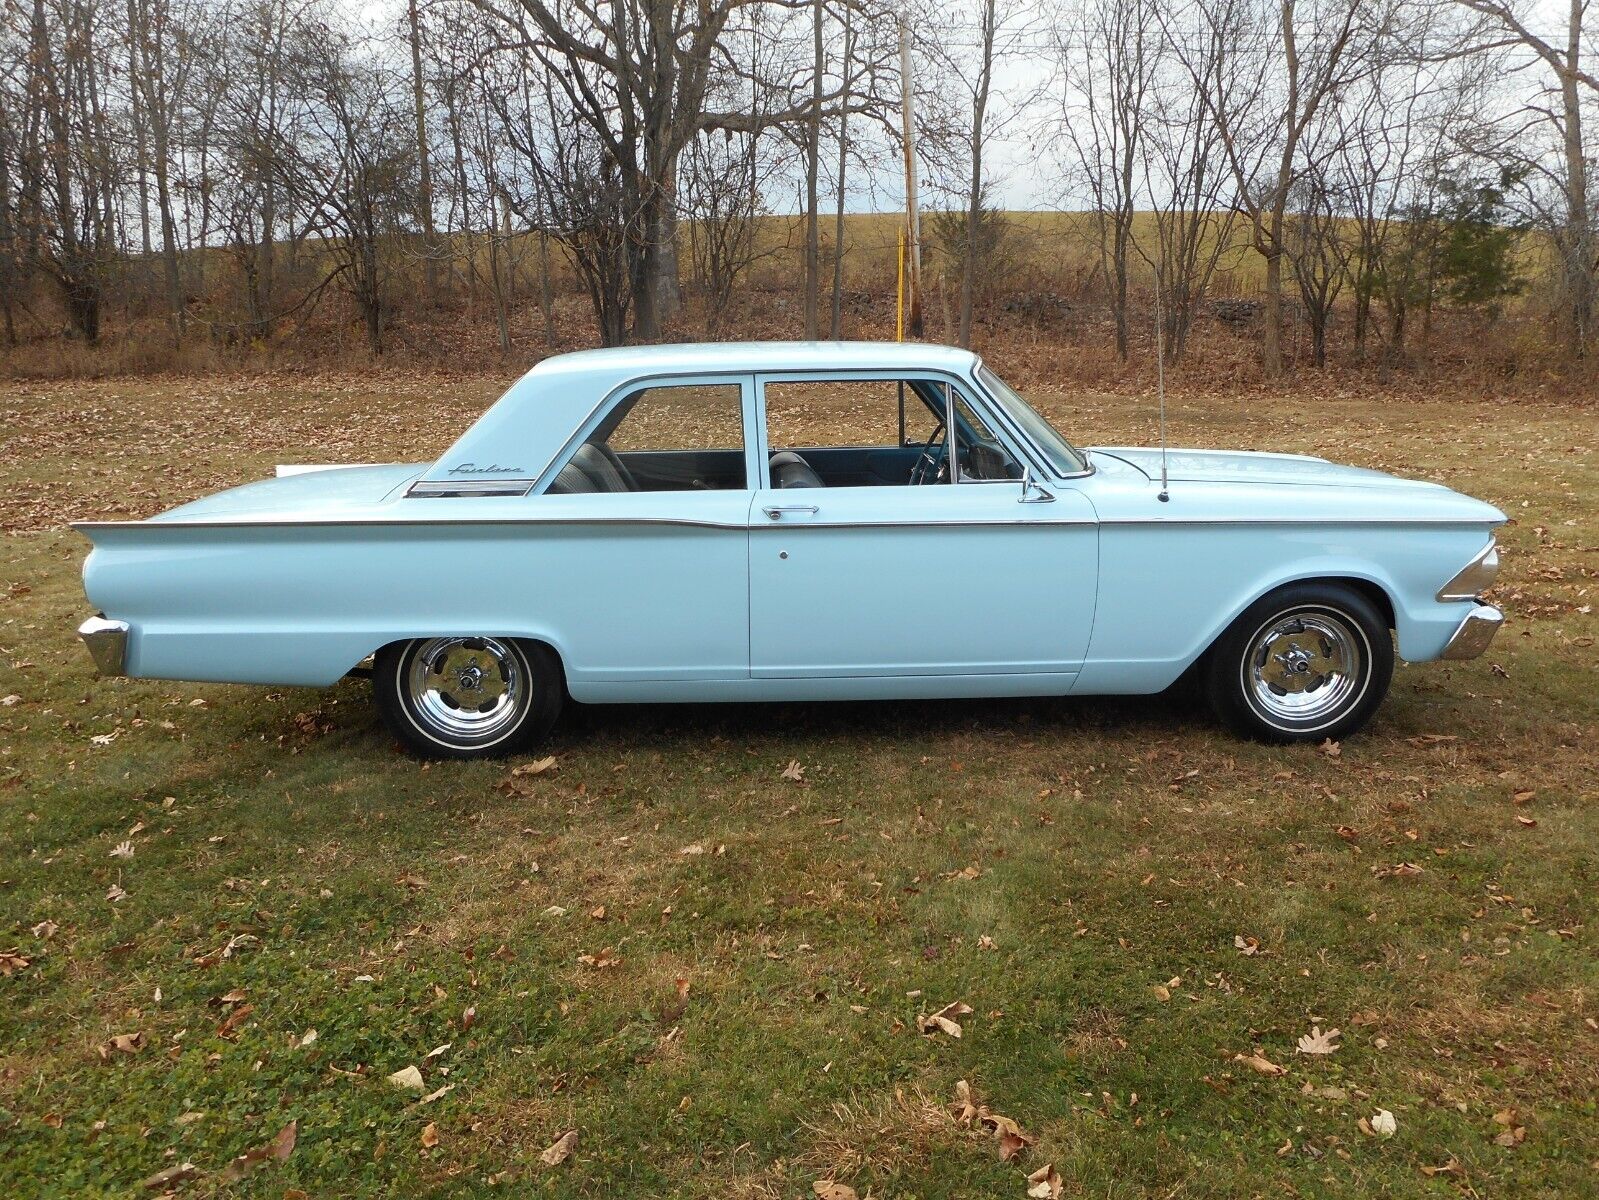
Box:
[374,638,562,760]
[1205,584,1394,743]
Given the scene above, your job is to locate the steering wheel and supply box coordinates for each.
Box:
[909,420,950,485]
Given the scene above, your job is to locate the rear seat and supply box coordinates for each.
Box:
[548,442,639,493]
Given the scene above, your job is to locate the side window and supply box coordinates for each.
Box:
[549,382,746,494]
[762,378,949,489]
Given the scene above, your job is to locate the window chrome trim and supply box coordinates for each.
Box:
[408,478,537,498]
[1436,539,1499,602]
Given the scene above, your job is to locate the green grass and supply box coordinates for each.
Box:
[1,368,1595,1197]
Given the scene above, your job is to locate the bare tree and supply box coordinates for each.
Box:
[1055,0,1157,359]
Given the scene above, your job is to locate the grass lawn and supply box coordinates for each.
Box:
[1,366,1595,1198]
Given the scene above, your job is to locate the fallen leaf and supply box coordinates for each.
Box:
[916,1000,973,1038]
[1420,1159,1463,1177]
[0,949,30,976]
[397,874,427,891]
[1319,738,1341,758]
[679,843,705,856]
[106,883,127,903]
[219,1120,297,1182]
[298,1028,318,1048]
[99,1032,144,1060]
[512,755,558,776]
[813,1184,858,1200]
[1371,1109,1397,1137]
[1025,1162,1063,1198]
[30,919,58,939]
[577,947,621,969]
[421,1122,439,1149]
[215,1002,254,1039]
[781,759,805,782]
[1296,1026,1341,1056]
[420,1082,455,1104]
[108,840,134,859]
[1234,935,1261,956]
[141,1163,201,1189]
[540,1129,578,1167]
[1232,1051,1288,1076]
[387,1065,425,1091]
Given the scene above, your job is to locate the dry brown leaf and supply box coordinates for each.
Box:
[781,759,805,782]
[99,1032,144,1061]
[1232,1051,1288,1076]
[387,1065,425,1091]
[1233,935,1261,956]
[512,755,558,777]
[421,1122,439,1149]
[540,1129,578,1167]
[916,1000,973,1037]
[813,1183,858,1200]
[219,1120,297,1183]
[1025,1162,1063,1199]
[1420,1159,1463,1177]
[31,919,58,939]
[1296,1026,1341,1056]
[141,1162,201,1190]
[215,1003,254,1039]
[0,949,30,976]
[577,947,621,969]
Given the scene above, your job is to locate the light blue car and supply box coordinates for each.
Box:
[76,342,1505,758]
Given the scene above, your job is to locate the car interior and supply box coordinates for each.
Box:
[547,378,1024,494]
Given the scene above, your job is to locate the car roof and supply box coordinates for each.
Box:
[414,341,985,492]
[526,340,982,380]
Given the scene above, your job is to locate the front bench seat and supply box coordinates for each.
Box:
[769,450,825,490]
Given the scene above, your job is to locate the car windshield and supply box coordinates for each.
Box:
[976,365,1087,476]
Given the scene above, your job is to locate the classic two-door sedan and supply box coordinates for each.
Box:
[76,342,1506,758]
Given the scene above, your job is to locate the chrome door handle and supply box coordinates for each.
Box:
[762,504,819,520]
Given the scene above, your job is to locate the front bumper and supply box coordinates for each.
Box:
[1440,602,1503,661]
[79,616,130,677]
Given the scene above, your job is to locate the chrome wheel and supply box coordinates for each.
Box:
[406,637,525,744]
[1242,609,1368,727]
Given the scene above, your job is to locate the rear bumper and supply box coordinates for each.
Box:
[1439,602,1503,661]
[79,616,130,677]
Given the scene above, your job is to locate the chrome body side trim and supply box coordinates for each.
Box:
[407,478,537,498]
[79,615,130,676]
[1436,539,1499,602]
[1439,603,1503,660]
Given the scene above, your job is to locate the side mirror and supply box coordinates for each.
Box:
[1019,465,1055,504]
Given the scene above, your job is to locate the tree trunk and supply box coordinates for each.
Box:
[407,0,438,303]
[804,0,823,339]
[1560,0,1591,356]
[829,7,852,340]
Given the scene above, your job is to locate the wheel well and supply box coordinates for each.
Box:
[361,637,568,682]
[1189,576,1396,679]
[1299,576,1396,630]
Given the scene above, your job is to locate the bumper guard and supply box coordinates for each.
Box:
[79,616,130,677]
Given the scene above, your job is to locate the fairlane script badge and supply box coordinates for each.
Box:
[448,462,525,475]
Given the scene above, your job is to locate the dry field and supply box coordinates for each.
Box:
[1,355,1595,1198]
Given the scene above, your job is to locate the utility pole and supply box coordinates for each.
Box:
[898,14,923,338]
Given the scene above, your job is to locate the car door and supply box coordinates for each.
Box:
[747,371,1099,680]
[527,374,760,686]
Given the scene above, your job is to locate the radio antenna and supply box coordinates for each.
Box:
[1153,261,1170,503]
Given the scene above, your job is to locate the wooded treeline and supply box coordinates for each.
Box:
[0,0,1594,374]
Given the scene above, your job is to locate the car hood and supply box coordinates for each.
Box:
[150,463,427,522]
[1087,447,1443,491]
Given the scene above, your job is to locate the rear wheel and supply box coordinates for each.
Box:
[1203,583,1392,743]
[374,636,562,759]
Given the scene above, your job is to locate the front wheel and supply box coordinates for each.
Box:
[374,636,562,759]
[1203,583,1393,743]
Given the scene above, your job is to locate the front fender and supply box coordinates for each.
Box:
[1072,522,1496,694]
